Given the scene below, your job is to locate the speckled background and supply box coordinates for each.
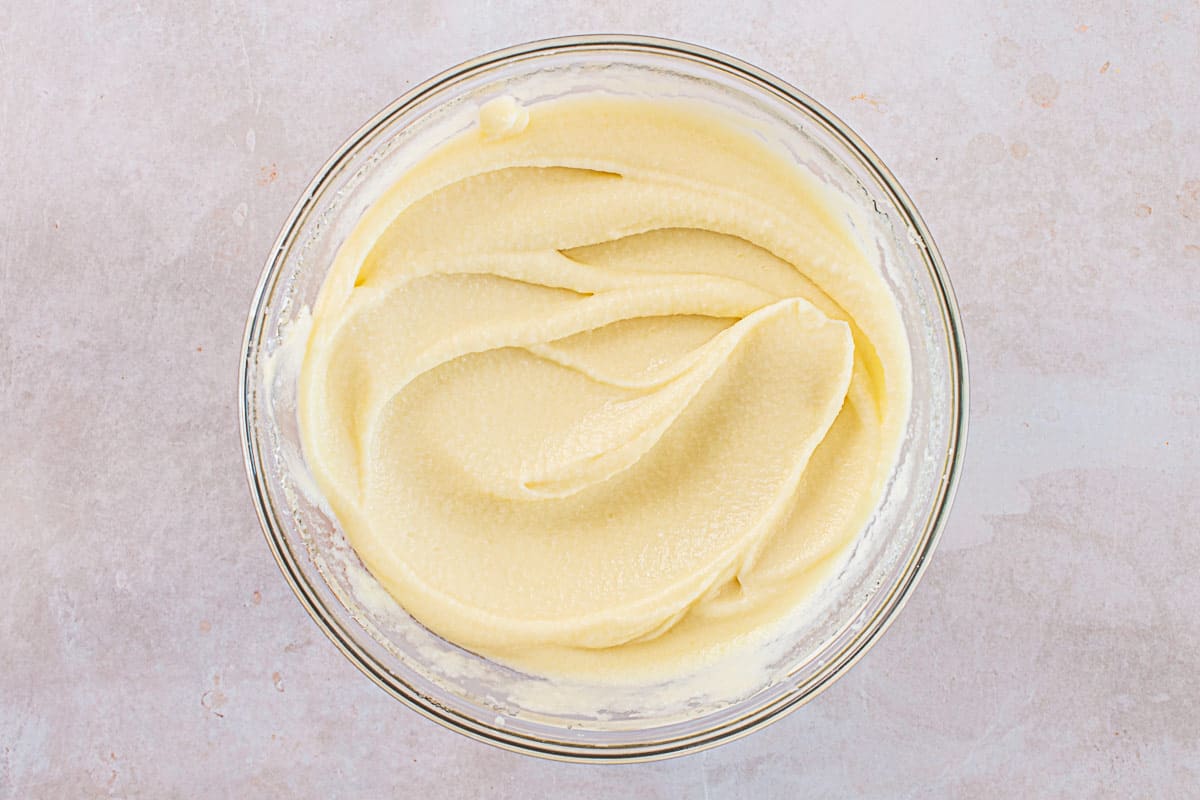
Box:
[2,2,1198,797]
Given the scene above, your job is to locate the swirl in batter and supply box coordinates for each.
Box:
[298,95,911,679]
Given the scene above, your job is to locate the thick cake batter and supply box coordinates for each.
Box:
[298,95,911,680]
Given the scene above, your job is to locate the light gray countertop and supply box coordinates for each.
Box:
[2,2,1197,796]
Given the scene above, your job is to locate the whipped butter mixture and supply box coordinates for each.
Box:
[298,95,911,680]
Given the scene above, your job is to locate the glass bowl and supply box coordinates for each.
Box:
[239,35,968,762]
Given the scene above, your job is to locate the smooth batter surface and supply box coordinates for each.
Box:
[298,95,911,680]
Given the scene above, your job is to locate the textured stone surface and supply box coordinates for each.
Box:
[2,2,1197,796]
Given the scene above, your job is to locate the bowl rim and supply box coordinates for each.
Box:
[239,33,969,763]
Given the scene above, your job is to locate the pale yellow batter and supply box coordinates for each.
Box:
[298,95,911,680]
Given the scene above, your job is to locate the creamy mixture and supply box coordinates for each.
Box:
[298,95,911,680]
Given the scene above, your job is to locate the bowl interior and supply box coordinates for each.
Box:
[241,37,966,761]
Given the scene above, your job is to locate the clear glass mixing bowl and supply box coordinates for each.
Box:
[239,35,968,762]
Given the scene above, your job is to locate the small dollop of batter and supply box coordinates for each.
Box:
[299,95,911,680]
[478,95,529,141]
